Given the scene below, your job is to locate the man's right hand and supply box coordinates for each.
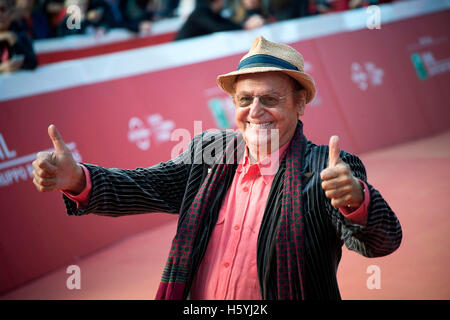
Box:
[32,125,86,194]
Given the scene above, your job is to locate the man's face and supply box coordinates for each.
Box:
[233,72,306,158]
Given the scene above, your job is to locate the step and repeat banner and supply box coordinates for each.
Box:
[0,5,449,294]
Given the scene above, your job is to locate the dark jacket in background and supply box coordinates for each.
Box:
[266,0,310,21]
[118,0,154,33]
[175,0,241,41]
[0,30,38,70]
[10,8,52,40]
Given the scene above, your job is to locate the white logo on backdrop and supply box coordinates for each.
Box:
[407,35,448,52]
[127,114,175,151]
[420,51,450,77]
[0,133,82,187]
[351,62,384,91]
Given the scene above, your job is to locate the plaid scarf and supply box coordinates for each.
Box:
[155,122,306,300]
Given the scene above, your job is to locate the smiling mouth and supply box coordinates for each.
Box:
[247,122,274,129]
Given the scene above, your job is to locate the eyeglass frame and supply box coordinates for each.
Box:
[232,90,301,108]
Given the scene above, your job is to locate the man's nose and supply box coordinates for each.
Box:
[248,98,265,118]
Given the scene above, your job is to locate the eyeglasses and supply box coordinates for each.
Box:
[233,93,288,108]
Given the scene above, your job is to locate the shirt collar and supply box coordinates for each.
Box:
[236,139,291,184]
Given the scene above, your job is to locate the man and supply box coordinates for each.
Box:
[32,36,402,300]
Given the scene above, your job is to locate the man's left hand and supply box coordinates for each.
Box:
[320,135,364,210]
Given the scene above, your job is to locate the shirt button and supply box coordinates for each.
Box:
[234,225,240,230]
[223,262,230,268]
[243,186,249,192]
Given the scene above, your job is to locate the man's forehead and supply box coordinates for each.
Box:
[234,72,293,90]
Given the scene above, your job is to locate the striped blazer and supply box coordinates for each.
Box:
[63,130,402,299]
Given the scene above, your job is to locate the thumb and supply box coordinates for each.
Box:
[48,124,68,153]
[328,135,341,167]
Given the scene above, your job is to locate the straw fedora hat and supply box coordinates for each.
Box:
[217,36,316,103]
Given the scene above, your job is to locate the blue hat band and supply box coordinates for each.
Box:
[237,54,301,72]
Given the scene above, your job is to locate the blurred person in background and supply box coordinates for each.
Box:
[149,0,174,20]
[175,0,262,41]
[312,0,333,14]
[348,0,393,9]
[230,0,273,29]
[104,0,123,24]
[86,0,120,30]
[157,0,180,18]
[56,0,117,36]
[310,0,395,13]
[42,0,65,36]
[265,0,310,21]
[0,0,37,72]
[118,0,159,35]
[9,0,52,39]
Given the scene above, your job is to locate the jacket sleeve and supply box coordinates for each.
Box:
[62,135,198,217]
[13,31,38,70]
[328,150,403,258]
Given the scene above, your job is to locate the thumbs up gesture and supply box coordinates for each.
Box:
[320,136,364,210]
[32,125,85,194]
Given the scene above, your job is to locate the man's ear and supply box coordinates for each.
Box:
[297,89,307,116]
